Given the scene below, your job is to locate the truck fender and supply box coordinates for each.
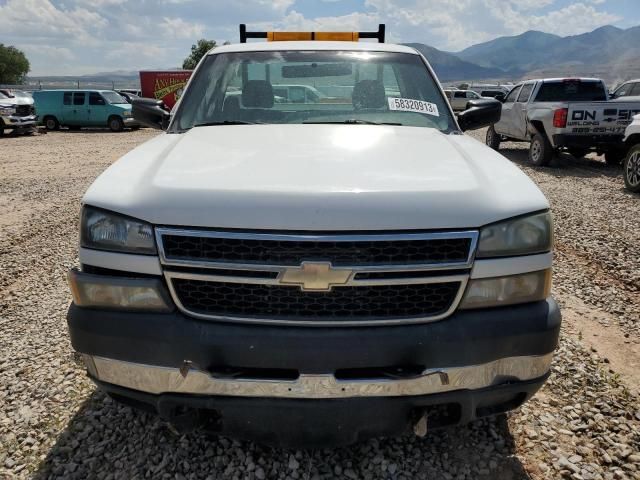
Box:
[527,119,549,144]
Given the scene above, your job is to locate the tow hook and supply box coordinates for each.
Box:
[413,415,428,437]
[413,370,450,437]
[179,360,193,378]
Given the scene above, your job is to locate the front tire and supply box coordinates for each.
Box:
[43,116,59,131]
[485,125,501,150]
[108,116,124,132]
[623,145,640,192]
[529,134,553,166]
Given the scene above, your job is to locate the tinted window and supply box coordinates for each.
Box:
[504,85,522,103]
[517,83,533,102]
[535,81,607,102]
[63,92,72,105]
[454,91,466,98]
[73,92,85,105]
[630,83,640,96]
[89,92,105,105]
[174,51,456,132]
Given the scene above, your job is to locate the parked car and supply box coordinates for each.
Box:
[272,84,327,103]
[622,114,640,192]
[116,90,139,104]
[67,26,560,447]
[118,88,141,97]
[32,90,139,132]
[444,89,488,111]
[469,85,509,100]
[478,89,508,100]
[610,79,640,101]
[0,89,37,135]
[486,78,640,166]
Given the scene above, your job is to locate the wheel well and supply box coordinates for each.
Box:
[108,115,122,122]
[528,120,548,142]
[625,133,640,147]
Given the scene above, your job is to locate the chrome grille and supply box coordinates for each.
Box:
[157,229,478,326]
[15,105,34,117]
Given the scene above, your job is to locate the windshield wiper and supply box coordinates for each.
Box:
[303,119,402,126]
[193,120,263,127]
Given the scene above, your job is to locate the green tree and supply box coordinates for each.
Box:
[182,39,217,69]
[0,44,30,84]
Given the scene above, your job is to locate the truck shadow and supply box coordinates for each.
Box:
[33,389,532,479]
[498,146,623,181]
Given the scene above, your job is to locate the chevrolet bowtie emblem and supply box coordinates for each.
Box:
[279,262,352,291]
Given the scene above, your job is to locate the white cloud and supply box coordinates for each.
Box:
[159,17,206,39]
[0,0,106,40]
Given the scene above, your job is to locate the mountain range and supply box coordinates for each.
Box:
[26,25,640,89]
[409,25,640,86]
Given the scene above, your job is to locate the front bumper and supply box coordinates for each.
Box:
[68,298,560,445]
[1,114,37,129]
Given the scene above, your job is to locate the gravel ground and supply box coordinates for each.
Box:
[0,128,639,480]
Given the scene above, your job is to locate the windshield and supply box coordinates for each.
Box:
[535,80,607,102]
[173,50,455,132]
[0,91,7,99]
[102,91,128,104]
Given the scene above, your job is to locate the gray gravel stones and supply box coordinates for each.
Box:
[0,129,639,479]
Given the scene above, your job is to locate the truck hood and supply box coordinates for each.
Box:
[0,96,33,107]
[84,125,549,230]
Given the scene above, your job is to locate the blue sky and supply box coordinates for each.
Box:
[1,0,638,76]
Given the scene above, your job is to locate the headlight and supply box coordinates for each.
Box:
[476,212,552,258]
[81,206,156,254]
[123,110,131,116]
[0,106,16,115]
[460,269,551,309]
[68,270,172,311]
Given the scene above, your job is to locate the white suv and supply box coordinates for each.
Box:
[67,27,560,447]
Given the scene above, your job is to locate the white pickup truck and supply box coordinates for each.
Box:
[66,26,560,447]
[486,78,640,166]
[623,114,640,192]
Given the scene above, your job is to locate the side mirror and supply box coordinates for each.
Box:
[494,93,505,102]
[609,91,617,99]
[458,99,502,132]
[132,98,170,130]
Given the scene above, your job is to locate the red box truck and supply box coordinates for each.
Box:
[139,70,192,109]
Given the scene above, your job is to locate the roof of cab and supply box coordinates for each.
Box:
[207,41,419,56]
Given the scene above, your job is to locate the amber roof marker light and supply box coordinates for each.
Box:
[239,24,386,43]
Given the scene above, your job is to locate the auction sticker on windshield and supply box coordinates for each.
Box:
[388,97,439,117]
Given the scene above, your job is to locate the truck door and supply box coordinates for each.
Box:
[452,91,467,111]
[512,82,534,139]
[495,84,522,137]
